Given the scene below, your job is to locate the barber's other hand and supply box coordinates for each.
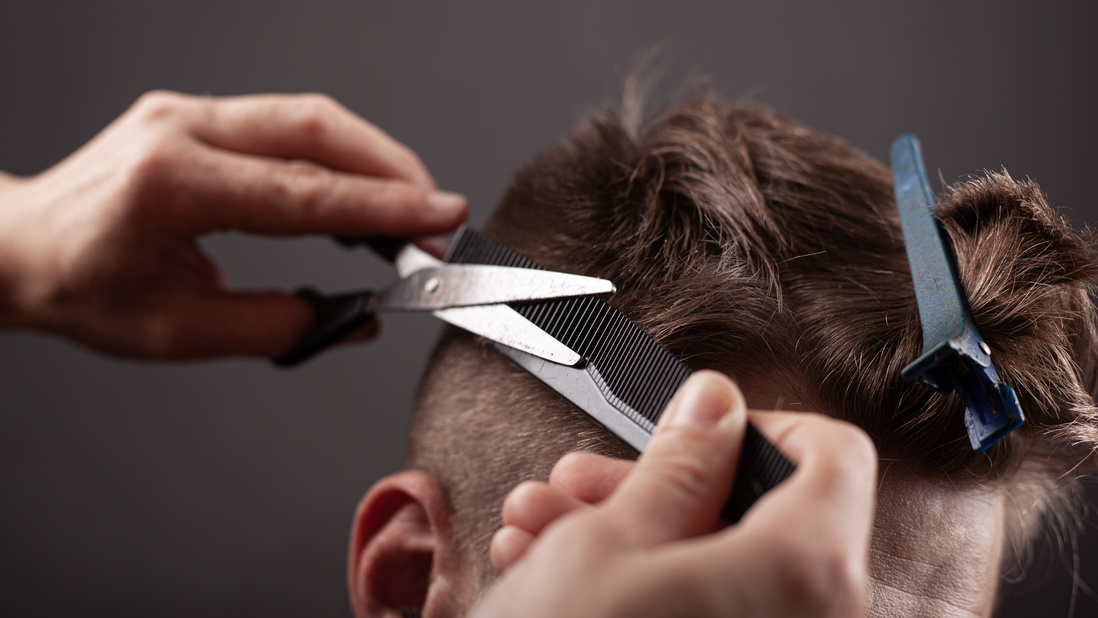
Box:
[476,371,878,618]
[0,92,466,359]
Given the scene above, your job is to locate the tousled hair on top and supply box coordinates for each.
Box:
[408,90,1098,583]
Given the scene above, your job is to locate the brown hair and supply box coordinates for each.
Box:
[408,91,1098,582]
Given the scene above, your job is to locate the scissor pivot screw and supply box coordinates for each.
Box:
[979,341,991,356]
[425,277,440,293]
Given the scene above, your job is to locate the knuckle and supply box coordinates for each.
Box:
[646,449,714,506]
[787,415,878,479]
[839,425,878,468]
[287,93,342,144]
[274,160,335,219]
[815,550,867,616]
[770,540,867,617]
[130,90,189,122]
[818,421,878,483]
[124,136,183,208]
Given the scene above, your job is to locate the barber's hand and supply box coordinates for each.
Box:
[0,91,466,360]
[475,371,878,618]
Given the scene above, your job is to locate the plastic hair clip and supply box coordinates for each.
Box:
[890,134,1024,452]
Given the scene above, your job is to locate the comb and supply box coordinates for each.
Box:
[445,227,795,523]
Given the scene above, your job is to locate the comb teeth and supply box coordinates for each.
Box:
[446,227,797,525]
[445,229,692,426]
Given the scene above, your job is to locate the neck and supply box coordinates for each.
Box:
[866,464,1004,617]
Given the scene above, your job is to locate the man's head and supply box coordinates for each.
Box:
[349,91,1098,616]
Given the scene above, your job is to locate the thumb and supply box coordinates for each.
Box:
[167,291,376,359]
[602,370,747,545]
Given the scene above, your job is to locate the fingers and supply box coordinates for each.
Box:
[490,526,535,574]
[477,381,877,618]
[502,481,588,535]
[138,290,378,360]
[494,452,633,573]
[493,464,617,575]
[601,371,747,545]
[613,412,876,617]
[548,451,634,504]
[491,482,588,575]
[685,412,877,616]
[155,145,465,238]
[119,91,466,239]
[492,481,591,574]
[157,92,437,188]
[739,412,878,557]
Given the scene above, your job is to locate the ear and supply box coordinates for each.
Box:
[348,470,469,618]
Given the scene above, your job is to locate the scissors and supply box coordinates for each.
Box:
[279,230,795,523]
[273,237,616,367]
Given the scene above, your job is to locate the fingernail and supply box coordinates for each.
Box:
[427,191,467,217]
[666,372,736,428]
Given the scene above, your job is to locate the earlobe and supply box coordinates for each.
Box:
[348,470,465,618]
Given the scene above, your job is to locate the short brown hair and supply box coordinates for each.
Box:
[408,91,1098,582]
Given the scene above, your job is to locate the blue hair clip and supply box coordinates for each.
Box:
[890,134,1024,452]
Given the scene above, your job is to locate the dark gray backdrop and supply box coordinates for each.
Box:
[2,2,1095,616]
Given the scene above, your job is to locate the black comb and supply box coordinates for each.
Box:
[444,227,795,523]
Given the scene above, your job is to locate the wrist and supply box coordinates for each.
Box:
[0,174,41,330]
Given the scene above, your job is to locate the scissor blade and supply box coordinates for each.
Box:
[433,305,583,366]
[378,265,615,312]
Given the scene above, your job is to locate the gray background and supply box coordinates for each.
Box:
[1,2,1095,616]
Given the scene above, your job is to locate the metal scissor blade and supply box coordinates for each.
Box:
[378,264,615,312]
[492,342,653,450]
[433,305,583,366]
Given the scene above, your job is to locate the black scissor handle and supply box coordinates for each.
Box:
[273,288,376,367]
[273,236,409,368]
